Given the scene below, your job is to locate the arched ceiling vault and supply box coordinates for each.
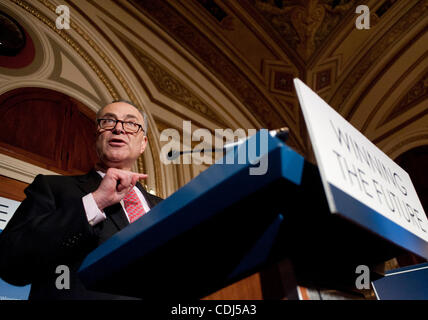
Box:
[2,0,427,196]
[127,0,428,160]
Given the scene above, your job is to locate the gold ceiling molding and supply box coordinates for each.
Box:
[373,83,428,146]
[386,132,428,160]
[117,33,229,128]
[330,0,428,118]
[10,0,164,195]
[10,0,119,100]
[383,70,428,125]
[92,0,257,131]
[128,0,288,131]
[62,0,165,196]
[359,50,428,134]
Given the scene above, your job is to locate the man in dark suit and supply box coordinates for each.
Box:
[0,101,162,299]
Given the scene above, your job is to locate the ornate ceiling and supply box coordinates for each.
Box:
[1,0,427,196]
[126,0,428,159]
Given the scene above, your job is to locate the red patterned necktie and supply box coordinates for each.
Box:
[123,188,146,223]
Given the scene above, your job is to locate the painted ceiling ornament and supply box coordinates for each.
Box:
[290,0,325,61]
[0,11,26,56]
[254,0,354,62]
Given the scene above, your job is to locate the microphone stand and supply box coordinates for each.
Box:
[166,127,289,161]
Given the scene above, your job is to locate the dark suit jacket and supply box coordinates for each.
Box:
[0,169,162,300]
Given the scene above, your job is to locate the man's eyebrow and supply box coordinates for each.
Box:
[100,113,139,121]
[100,112,117,118]
[123,114,139,120]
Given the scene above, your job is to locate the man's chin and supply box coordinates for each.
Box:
[101,155,130,169]
[104,150,128,160]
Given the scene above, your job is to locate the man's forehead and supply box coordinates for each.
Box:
[99,102,143,120]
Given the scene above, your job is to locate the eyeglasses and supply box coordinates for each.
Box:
[97,118,144,134]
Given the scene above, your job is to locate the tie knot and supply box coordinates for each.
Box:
[123,188,138,202]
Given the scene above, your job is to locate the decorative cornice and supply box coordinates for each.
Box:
[0,152,58,183]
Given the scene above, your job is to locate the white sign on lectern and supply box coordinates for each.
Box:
[294,78,428,252]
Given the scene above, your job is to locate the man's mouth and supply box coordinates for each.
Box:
[108,138,127,147]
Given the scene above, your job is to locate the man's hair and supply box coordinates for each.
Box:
[96,99,148,135]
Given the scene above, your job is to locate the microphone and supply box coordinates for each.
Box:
[272,127,289,143]
[166,127,289,161]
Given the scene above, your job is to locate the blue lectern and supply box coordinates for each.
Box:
[372,262,428,299]
[78,131,411,298]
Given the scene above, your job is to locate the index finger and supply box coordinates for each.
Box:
[132,173,148,180]
[130,174,144,186]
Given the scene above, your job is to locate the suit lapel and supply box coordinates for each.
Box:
[76,169,102,195]
[104,203,129,230]
[136,182,158,209]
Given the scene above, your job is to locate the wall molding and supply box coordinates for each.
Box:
[0,153,58,184]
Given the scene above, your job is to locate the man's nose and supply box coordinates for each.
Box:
[112,122,125,134]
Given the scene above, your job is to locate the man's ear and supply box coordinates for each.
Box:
[140,135,148,154]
